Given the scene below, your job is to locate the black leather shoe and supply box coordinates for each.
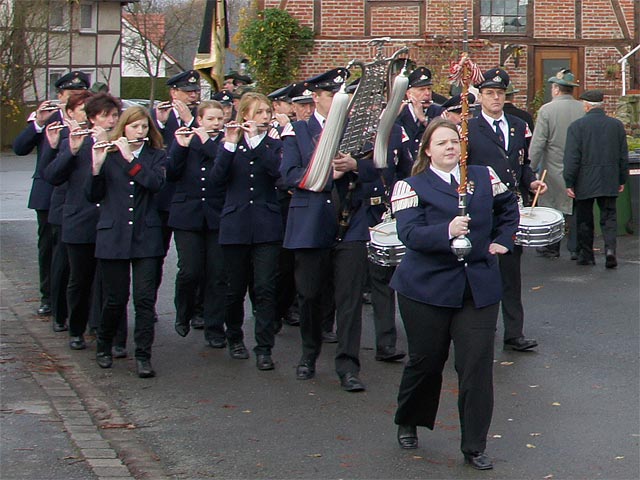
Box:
[322,331,338,343]
[536,246,560,258]
[576,256,595,265]
[296,362,315,380]
[228,342,249,360]
[570,251,578,260]
[69,336,86,350]
[605,250,618,269]
[339,372,365,392]
[464,452,493,470]
[136,359,156,378]
[504,336,538,351]
[190,315,205,329]
[112,346,127,359]
[207,338,227,349]
[52,322,68,333]
[37,304,52,316]
[256,354,275,371]
[375,346,406,362]
[96,352,113,369]
[397,424,418,449]
[174,322,190,337]
[283,309,300,326]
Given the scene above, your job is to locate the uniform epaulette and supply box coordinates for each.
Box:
[280,123,295,137]
[487,166,508,196]
[391,180,418,213]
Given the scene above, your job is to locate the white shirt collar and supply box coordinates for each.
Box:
[429,164,460,184]
[313,111,326,127]
[481,111,506,127]
[131,144,144,158]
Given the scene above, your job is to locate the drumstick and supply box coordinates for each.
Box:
[528,169,547,214]
[369,226,394,236]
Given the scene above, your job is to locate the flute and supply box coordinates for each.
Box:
[174,123,270,135]
[39,103,62,111]
[175,129,224,136]
[156,101,201,110]
[70,129,94,137]
[48,122,88,131]
[93,137,149,149]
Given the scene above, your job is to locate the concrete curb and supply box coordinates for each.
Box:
[1,270,171,480]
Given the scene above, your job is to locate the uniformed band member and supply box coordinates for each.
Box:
[267,84,295,130]
[153,70,203,327]
[89,106,166,378]
[396,66,445,160]
[363,122,412,362]
[212,90,235,123]
[211,92,283,370]
[391,118,519,470]
[43,93,120,352]
[281,67,377,391]
[13,71,90,316]
[167,101,227,346]
[466,68,547,352]
[42,90,93,332]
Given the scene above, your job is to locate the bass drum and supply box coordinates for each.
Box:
[367,220,406,266]
[515,207,565,247]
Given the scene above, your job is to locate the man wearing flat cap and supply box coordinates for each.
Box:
[223,71,253,93]
[212,89,235,123]
[467,67,547,353]
[280,67,378,392]
[563,90,629,268]
[529,68,584,259]
[396,66,445,159]
[12,70,91,318]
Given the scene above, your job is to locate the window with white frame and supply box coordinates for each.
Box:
[79,2,97,33]
[480,0,528,35]
[49,1,69,31]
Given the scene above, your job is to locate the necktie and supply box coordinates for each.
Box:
[493,119,505,148]
[450,174,459,192]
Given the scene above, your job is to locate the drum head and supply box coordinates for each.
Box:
[519,207,563,227]
[369,220,400,246]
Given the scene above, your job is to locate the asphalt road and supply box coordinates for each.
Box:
[1,152,639,479]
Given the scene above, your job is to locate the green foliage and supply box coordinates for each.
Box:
[121,77,171,101]
[627,136,640,152]
[236,7,314,94]
[529,86,546,123]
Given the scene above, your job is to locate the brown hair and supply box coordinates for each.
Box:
[84,93,121,125]
[235,92,271,123]
[197,100,224,117]
[65,90,93,115]
[109,106,163,150]
[411,117,460,176]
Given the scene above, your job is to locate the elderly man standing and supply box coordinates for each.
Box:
[563,90,629,268]
[529,68,585,258]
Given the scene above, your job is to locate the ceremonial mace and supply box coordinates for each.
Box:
[449,10,484,261]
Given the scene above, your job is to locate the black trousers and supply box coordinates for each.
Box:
[66,243,97,337]
[575,196,617,261]
[98,257,160,360]
[91,263,127,348]
[294,241,367,376]
[395,292,498,455]
[368,262,398,350]
[497,245,524,342]
[50,224,69,326]
[222,243,280,355]
[173,229,227,342]
[36,209,53,304]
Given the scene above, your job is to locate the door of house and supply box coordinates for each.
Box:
[533,48,582,104]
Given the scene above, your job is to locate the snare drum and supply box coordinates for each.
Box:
[367,220,405,266]
[515,207,565,247]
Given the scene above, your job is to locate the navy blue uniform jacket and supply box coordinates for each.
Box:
[390,166,519,308]
[210,133,283,245]
[280,116,378,249]
[467,114,536,202]
[395,104,444,160]
[362,124,413,227]
[12,112,64,210]
[43,137,99,244]
[151,107,198,212]
[41,126,70,226]
[166,134,225,231]
[86,146,166,259]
